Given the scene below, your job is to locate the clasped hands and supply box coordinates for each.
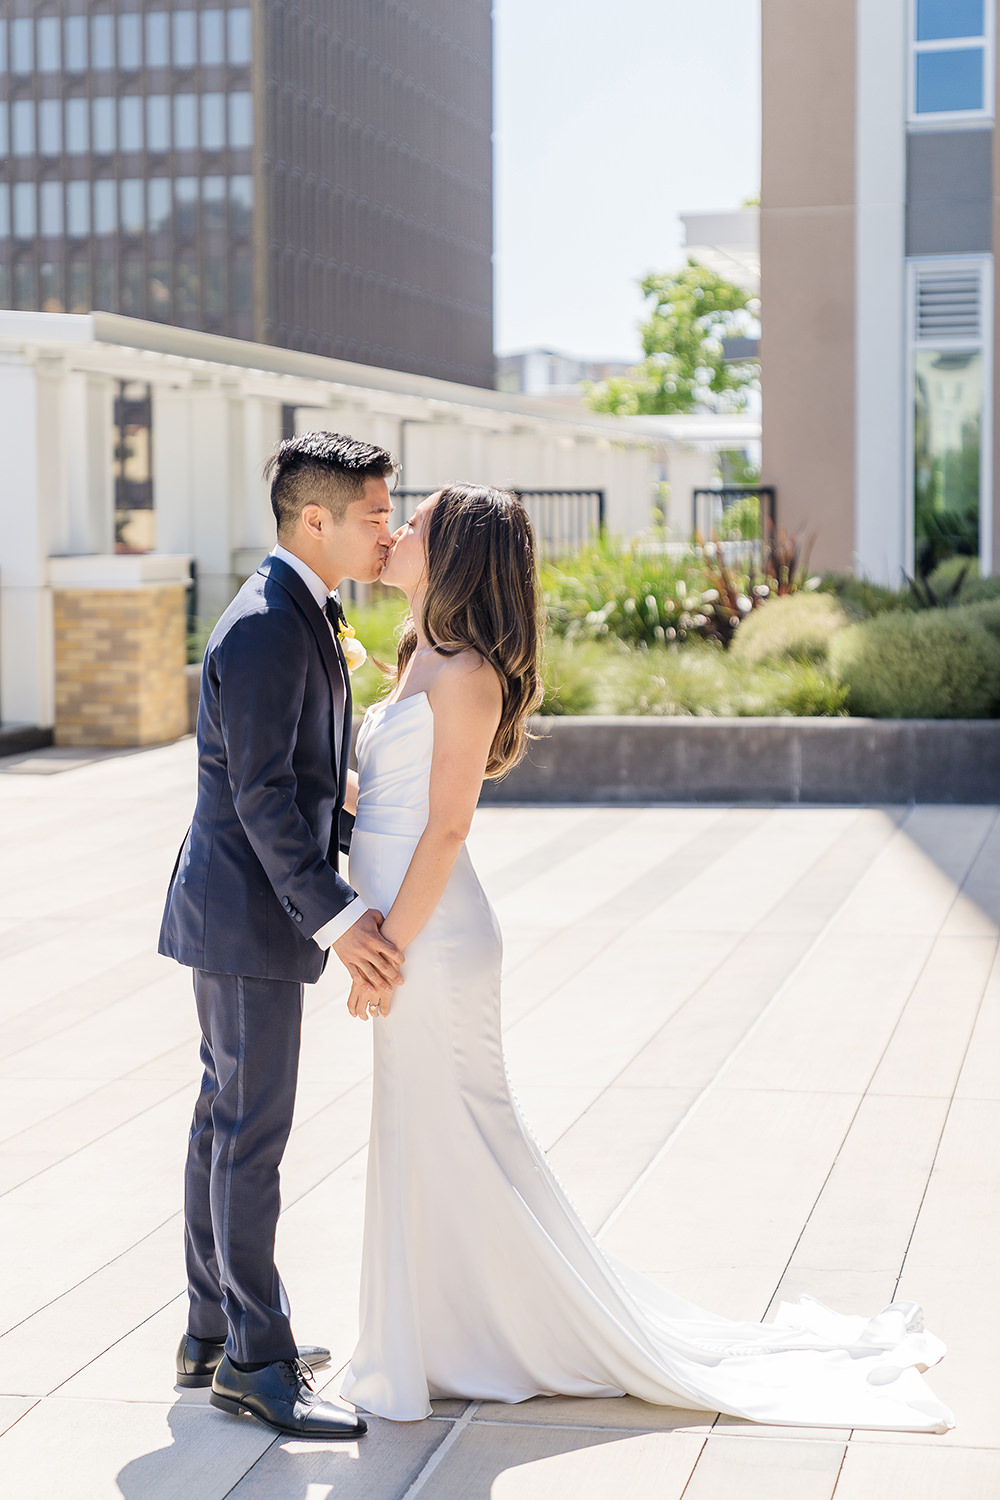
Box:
[333,908,404,1021]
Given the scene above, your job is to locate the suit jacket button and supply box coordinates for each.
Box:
[281,897,289,908]
[294,912,303,923]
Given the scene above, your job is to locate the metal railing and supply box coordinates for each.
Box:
[393,487,605,558]
[691,485,777,541]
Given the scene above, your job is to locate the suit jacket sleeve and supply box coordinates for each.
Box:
[216,609,357,935]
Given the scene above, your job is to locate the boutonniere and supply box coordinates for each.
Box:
[338,619,368,673]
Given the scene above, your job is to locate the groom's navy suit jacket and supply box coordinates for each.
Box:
[159,554,356,984]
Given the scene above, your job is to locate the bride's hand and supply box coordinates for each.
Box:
[347,968,393,1020]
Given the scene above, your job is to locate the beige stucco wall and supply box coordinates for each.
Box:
[761,0,857,572]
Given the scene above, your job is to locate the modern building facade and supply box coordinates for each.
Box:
[0,1,494,386]
[762,0,999,579]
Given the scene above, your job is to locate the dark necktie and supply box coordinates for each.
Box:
[324,593,346,632]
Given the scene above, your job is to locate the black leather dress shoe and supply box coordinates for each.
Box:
[210,1354,367,1438]
[176,1334,332,1389]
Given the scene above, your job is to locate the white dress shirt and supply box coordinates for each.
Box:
[270,545,369,949]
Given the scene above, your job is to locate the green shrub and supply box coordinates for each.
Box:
[342,596,408,711]
[732,592,850,668]
[829,609,1000,718]
[541,540,712,647]
[604,642,847,718]
[539,636,603,715]
[925,557,1000,606]
[818,573,913,618]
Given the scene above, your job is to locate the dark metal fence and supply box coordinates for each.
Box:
[691,485,777,541]
[393,488,605,558]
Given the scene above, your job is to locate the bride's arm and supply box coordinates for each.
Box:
[369,659,501,1014]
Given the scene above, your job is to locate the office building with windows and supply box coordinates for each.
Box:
[762,0,1000,579]
[0,1,494,386]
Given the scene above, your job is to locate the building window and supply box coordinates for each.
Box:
[114,381,155,553]
[118,12,142,70]
[40,180,63,236]
[40,258,63,311]
[120,96,143,151]
[121,179,144,236]
[911,0,993,120]
[228,91,253,148]
[0,185,9,239]
[14,256,37,309]
[0,103,7,158]
[175,177,198,238]
[174,93,198,150]
[230,174,253,235]
[69,253,90,312]
[201,9,225,65]
[12,100,35,156]
[11,17,33,74]
[148,178,171,232]
[67,180,90,237]
[64,16,87,71]
[94,179,116,235]
[90,13,115,69]
[172,10,197,68]
[147,95,170,152]
[66,97,89,153]
[13,183,36,239]
[93,97,116,154]
[146,11,169,66]
[120,250,143,316]
[201,92,226,150]
[39,98,62,156]
[203,174,226,227]
[38,15,61,72]
[909,257,992,572]
[228,8,252,66]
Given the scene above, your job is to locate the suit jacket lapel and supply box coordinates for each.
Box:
[258,555,349,777]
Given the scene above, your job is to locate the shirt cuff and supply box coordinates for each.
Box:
[312,896,369,950]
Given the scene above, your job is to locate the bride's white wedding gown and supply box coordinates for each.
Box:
[340,692,953,1432]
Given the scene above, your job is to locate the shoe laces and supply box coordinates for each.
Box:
[278,1357,316,1391]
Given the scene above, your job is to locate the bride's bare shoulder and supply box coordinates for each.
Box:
[430,649,502,712]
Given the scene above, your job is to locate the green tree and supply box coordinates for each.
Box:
[586,261,759,417]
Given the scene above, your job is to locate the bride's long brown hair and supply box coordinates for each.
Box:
[396,484,543,778]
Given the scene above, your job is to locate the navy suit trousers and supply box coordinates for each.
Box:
[184,969,303,1363]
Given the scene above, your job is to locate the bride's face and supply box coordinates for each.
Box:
[381,494,438,592]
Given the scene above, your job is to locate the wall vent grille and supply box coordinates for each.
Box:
[914,268,983,342]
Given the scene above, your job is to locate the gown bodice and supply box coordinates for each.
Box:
[354,692,433,840]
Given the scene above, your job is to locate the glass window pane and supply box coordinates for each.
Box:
[914,348,982,570]
[39,99,62,155]
[0,185,9,240]
[15,258,38,309]
[120,179,144,235]
[176,255,200,322]
[233,245,252,312]
[228,8,252,65]
[147,95,170,152]
[67,180,90,236]
[0,21,6,74]
[66,98,89,153]
[91,13,114,68]
[119,96,143,150]
[205,255,224,315]
[40,180,63,236]
[94,179,116,234]
[201,93,226,149]
[65,16,87,70]
[11,18,33,73]
[148,260,171,319]
[69,255,90,312]
[201,9,225,64]
[118,12,142,69]
[93,97,116,153]
[12,100,35,156]
[40,259,65,314]
[916,48,985,112]
[38,15,61,72]
[13,183,36,238]
[173,94,198,149]
[228,91,253,148]
[172,10,196,67]
[120,252,144,317]
[175,176,198,237]
[0,103,9,158]
[148,178,171,231]
[145,11,169,65]
[916,0,984,42]
[229,174,254,235]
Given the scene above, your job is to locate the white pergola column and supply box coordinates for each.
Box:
[0,353,55,726]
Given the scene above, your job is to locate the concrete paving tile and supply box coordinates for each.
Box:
[0,1397,272,1500]
[903,1099,1000,1269]
[504,1085,600,1152]
[545,1086,698,1232]
[754,809,904,936]
[785,1094,950,1274]
[616,930,814,1089]
[0,1077,106,1144]
[418,1423,705,1500]
[867,936,995,1098]
[0,951,175,1061]
[0,1395,35,1435]
[955,945,1000,1100]
[720,933,933,1094]
[680,1433,845,1499]
[225,1411,454,1499]
[473,1394,713,1431]
[835,1441,1000,1496]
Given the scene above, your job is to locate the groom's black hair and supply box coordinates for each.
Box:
[263,431,399,537]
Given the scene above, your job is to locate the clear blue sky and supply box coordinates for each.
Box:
[494,0,760,361]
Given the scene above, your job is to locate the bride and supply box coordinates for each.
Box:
[338,483,953,1433]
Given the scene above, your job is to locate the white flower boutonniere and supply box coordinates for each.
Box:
[338,620,368,673]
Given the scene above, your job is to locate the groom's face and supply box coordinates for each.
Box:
[325,477,395,585]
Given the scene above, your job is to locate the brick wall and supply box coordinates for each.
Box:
[53,584,189,747]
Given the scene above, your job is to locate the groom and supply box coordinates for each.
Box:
[159,432,403,1439]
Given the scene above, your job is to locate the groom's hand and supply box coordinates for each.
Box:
[333,909,403,994]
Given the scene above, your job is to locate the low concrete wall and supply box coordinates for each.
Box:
[183,672,1000,804]
[479,717,1000,805]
